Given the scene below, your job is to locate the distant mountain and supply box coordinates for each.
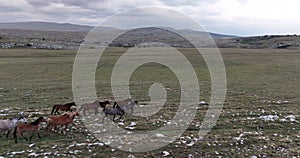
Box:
[1,21,298,49]
[0,21,237,38]
[178,29,238,39]
[0,21,93,32]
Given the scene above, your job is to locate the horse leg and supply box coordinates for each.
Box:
[95,108,98,115]
[102,115,106,123]
[6,129,11,138]
[56,110,60,115]
[65,124,68,130]
[113,115,116,121]
[37,131,41,139]
[54,125,59,132]
[131,107,134,115]
[21,132,28,141]
[29,131,34,142]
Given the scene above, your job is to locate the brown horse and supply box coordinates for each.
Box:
[113,99,139,115]
[46,111,79,132]
[13,116,47,143]
[79,100,110,115]
[51,102,76,115]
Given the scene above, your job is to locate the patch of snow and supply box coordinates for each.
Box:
[186,141,195,147]
[162,151,170,157]
[125,126,136,130]
[285,115,298,122]
[88,142,104,146]
[199,101,209,106]
[11,150,25,155]
[259,115,279,121]
[279,118,287,122]
[118,122,125,126]
[42,152,51,156]
[0,108,10,113]
[76,143,86,146]
[155,133,165,138]
[28,152,39,157]
[29,143,35,148]
[129,122,136,126]
[166,121,172,125]
[68,144,75,148]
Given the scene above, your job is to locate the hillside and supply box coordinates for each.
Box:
[0,22,299,49]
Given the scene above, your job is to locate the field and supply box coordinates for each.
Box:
[0,48,299,157]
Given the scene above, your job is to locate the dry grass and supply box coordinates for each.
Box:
[0,48,299,157]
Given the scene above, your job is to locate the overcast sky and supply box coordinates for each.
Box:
[0,0,299,36]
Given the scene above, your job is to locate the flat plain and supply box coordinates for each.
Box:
[0,48,299,157]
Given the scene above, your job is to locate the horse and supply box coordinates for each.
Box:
[79,100,110,115]
[113,99,139,115]
[102,105,125,122]
[13,116,47,143]
[46,111,79,133]
[0,114,27,138]
[51,102,76,115]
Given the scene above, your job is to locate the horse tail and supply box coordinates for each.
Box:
[13,126,17,142]
[51,105,57,114]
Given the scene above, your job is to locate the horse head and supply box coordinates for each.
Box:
[133,100,140,107]
[16,112,28,123]
[18,116,28,123]
[39,116,47,123]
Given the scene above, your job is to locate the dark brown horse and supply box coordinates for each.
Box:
[79,100,110,115]
[13,116,47,143]
[113,99,139,115]
[51,102,76,115]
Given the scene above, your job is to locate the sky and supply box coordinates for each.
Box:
[0,0,299,36]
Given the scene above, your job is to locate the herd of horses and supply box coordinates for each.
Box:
[0,98,139,143]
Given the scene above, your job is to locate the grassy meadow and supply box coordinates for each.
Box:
[0,48,299,157]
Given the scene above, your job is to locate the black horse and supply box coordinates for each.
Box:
[102,105,125,122]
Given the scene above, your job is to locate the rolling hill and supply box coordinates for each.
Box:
[0,21,299,49]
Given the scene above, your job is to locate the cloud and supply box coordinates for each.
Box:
[0,0,299,35]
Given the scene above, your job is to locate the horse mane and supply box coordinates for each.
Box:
[30,117,44,125]
[69,112,79,119]
[65,102,76,106]
[99,100,110,108]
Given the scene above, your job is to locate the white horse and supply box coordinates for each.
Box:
[0,113,27,138]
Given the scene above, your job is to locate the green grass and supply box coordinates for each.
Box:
[0,48,299,157]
